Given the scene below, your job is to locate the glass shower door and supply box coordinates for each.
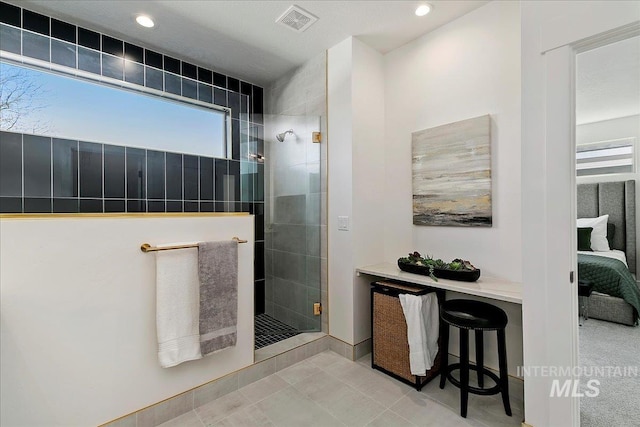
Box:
[258,114,322,346]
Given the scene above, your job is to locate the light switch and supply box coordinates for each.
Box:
[338,216,349,231]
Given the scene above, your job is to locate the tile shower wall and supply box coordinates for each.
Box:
[0,2,265,304]
[0,130,255,214]
[264,52,327,332]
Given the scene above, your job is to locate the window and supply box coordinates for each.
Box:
[0,60,229,158]
[576,138,636,176]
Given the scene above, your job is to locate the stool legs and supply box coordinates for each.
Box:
[497,329,512,416]
[460,328,470,418]
[584,298,590,320]
[475,330,484,388]
[439,321,450,389]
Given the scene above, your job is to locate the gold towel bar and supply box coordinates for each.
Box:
[140,237,248,253]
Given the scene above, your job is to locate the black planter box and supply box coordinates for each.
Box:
[397,260,481,282]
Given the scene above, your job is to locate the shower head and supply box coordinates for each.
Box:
[276,129,294,142]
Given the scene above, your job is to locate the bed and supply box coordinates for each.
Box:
[577,180,638,325]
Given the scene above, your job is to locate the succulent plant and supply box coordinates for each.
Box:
[399,252,477,273]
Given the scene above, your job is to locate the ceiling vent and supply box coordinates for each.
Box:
[276,5,318,33]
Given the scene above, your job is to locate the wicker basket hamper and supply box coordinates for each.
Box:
[371,280,443,391]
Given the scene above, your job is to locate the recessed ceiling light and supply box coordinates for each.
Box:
[415,4,432,17]
[136,15,155,28]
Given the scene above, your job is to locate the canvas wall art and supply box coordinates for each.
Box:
[412,114,492,227]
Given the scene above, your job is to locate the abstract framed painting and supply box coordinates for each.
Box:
[412,114,492,227]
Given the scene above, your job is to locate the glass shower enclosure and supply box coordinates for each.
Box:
[256,114,322,348]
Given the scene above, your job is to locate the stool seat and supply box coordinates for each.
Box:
[578,281,593,297]
[441,299,508,330]
[439,299,511,419]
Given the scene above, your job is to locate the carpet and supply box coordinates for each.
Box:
[579,318,640,427]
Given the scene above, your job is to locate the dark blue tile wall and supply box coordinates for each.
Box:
[104,145,125,198]
[23,135,51,198]
[126,148,146,200]
[0,132,22,199]
[78,142,103,199]
[0,131,264,215]
[52,138,78,198]
[0,1,266,314]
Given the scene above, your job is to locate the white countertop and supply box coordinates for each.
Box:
[356,262,522,304]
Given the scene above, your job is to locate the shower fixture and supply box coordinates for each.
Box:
[276,129,294,142]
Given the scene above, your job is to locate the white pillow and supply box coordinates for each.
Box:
[577,215,610,251]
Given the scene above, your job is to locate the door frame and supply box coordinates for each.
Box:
[521,2,640,426]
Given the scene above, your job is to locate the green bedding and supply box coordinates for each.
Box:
[578,254,640,319]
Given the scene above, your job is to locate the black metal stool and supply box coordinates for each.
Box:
[578,280,593,326]
[439,299,511,418]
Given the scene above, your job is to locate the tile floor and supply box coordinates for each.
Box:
[158,351,524,427]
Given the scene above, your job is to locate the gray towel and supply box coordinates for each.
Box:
[198,241,238,356]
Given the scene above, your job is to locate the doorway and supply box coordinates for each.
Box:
[575,36,640,426]
[521,2,640,426]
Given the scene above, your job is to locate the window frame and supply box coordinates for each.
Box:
[0,50,233,159]
[576,136,636,177]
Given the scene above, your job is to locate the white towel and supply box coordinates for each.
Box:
[399,293,440,376]
[155,247,203,368]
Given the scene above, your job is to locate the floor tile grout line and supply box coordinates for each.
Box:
[192,407,206,427]
[304,358,400,423]
[275,369,316,386]
[249,384,348,427]
[237,379,290,406]
[377,408,419,427]
[385,389,412,410]
[413,385,523,427]
[303,350,340,369]
[194,391,251,426]
[317,357,413,410]
[211,401,278,427]
[279,356,356,424]
[252,401,279,427]
[301,388,350,427]
[196,409,206,427]
[407,389,461,417]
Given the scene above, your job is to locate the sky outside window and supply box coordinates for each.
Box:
[0,61,227,158]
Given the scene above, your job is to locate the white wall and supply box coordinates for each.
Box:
[383,0,522,282]
[327,2,523,362]
[327,38,386,345]
[0,215,254,426]
[328,38,355,344]
[351,39,386,343]
[577,114,640,145]
[382,1,523,375]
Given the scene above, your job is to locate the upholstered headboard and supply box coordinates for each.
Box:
[577,180,636,274]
